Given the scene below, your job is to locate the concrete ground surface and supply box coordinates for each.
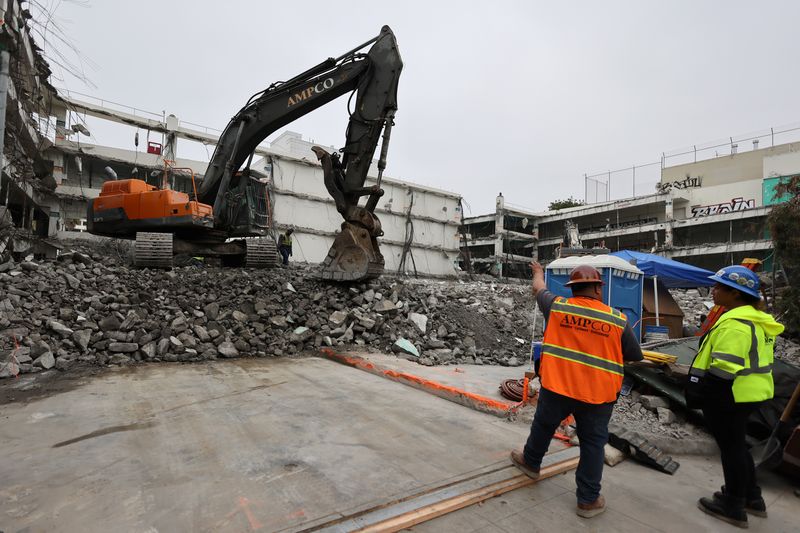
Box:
[0,357,539,532]
[349,352,532,402]
[412,450,799,533]
[1,356,797,532]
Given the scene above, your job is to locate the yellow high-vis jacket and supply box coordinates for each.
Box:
[689,305,784,403]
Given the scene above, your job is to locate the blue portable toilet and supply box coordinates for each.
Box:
[545,255,644,339]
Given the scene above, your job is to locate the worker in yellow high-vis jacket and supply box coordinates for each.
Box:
[686,265,784,529]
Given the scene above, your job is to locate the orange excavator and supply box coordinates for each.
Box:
[88,26,402,280]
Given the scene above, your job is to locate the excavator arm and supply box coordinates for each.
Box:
[197,26,402,280]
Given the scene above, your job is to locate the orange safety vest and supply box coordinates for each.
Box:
[540,296,627,404]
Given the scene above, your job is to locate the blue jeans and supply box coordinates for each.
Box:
[523,387,615,504]
[279,246,290,265]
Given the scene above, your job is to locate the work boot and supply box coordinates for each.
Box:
[698,495,748,529]
[713,486,767,518]
[509,450,540,479]
[576,495,606,518]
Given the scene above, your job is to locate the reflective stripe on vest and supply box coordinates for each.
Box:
[542,343,625,376]
[688,315,775,402]
[540,296,627,404]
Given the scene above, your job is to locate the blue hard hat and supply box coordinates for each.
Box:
[709,265,761,298]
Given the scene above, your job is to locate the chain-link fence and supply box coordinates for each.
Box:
[583,122,800,204]
[584,161,661,203]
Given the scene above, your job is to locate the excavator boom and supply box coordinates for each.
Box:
[199,26,402,280]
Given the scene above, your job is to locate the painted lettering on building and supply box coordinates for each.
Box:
[690,197,755,218]
[658,175,703,193]
[287,78,335,107]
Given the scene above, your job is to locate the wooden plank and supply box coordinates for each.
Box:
[307,447,579,533]
[356,457,579,532]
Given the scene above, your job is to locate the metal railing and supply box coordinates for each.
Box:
[56,87,223,136]
[583,121,800,204]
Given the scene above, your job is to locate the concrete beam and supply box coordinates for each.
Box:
[672,206,771,228]
[472,253,532,264]
[281,223,459,254]
[465,237,495,247]
[538,221,667,247]
[272,186,461,228]
[503,229,537,240]
[536,194,668,224]
[463,214,496,225]
[666,239,772,258]
[57,94,271,156]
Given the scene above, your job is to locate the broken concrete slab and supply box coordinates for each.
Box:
[48,321,74,337]
[373,299,398,313]
[108,342,138,353]
[640,395,670,411]
[604,444,627,467]
[72,330,92,351]
[99,316,122,332]
[217,341,239,358]
[656,407,677,425]
[33,352,55,369]
[0,360,19,378]
[291,327,313,343]
[329,310,348,327]
[392,338,420,358]
[408,312,428,334]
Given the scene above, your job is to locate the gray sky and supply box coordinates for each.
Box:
[41,0,800,215]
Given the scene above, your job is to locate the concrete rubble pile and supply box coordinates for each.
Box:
[0,251,539,378]
[612,393,706,440]
[669,288,712,331]
[775,335,800,367]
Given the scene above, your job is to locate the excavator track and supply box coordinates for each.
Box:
[244,238,279,268]
[134,232,174,269]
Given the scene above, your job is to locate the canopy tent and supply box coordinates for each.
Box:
[611,250,715,289]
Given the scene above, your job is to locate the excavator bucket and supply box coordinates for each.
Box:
[320,222,385,281]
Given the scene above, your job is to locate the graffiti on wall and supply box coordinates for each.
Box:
[691,197,755,218]
[658,175,703,193]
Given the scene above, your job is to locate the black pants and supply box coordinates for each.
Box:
[279,246,290,265]
[523,387,614,504]
[701,402,762,500]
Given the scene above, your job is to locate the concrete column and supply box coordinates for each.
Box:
[53,103,68,145]
[664,193,674,248]
[532,221,539,261]
[495,193,504,277]
[0,51,8,206]
[164,114,179,162]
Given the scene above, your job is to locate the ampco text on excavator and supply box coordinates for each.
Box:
[88,26,402,281]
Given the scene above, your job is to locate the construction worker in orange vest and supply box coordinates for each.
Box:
[511,261,643,518]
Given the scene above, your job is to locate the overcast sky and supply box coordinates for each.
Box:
[39,0,800,215]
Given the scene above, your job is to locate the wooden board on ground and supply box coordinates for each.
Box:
[304,446,580,533]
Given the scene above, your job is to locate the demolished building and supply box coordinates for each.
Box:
[0,0,62,259]
[464,136,799,276]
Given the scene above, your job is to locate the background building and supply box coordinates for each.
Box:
[0,0,63,259]
[464,136,799,276]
